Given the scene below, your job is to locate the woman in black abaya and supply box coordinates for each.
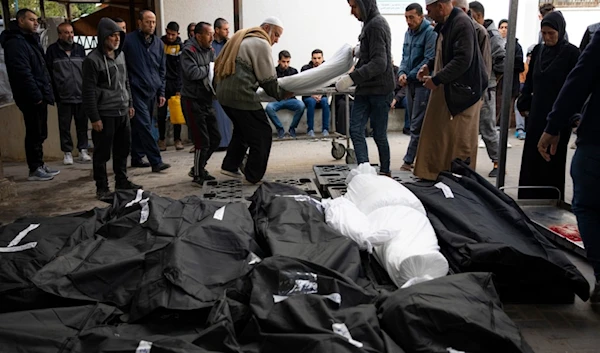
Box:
[517,12,579,200]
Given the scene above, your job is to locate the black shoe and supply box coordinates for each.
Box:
[96,188,113,201]
[152,162,171,173]
[403,127,410,135]
[591,282,600,304]
[115,180,143,190]
[188,167,194,178]
[203,169,216,181]
[131,161,151,168]
[192,177,205,187]
[488,167,499,178]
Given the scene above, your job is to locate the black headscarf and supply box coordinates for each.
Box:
[539,11,567,70]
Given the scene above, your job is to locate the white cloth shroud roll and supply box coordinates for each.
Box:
[255,43,355,101]
[323,163,449,288]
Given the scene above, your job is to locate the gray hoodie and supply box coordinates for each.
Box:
[82,18,132,123]
[483,20,506,88]
[348,0,395,96]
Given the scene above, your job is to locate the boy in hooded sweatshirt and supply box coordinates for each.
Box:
[82,18,141,200]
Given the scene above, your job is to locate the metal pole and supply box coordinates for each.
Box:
[2,0,11,20]
[497,0,519,189]
[129,0,136,32]
[39,0,46,20]
[233,0,242,31]
[65,2,71,22]
[345,94,350,147]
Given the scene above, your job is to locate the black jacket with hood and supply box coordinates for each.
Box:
[348,0,395,96]
[428,7,488,116]
[0,20,54,107]
[82,18,132,123]
[180,37,214,104]
[45,40,86,103]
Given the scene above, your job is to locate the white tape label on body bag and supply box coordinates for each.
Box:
[139,198,150,224]
[332,323,363,348]
[126,189,145,208]
[435,182,455,199]
[248,252,262,265]
[0,241,38,253]
[273,292,342,305]
[7,223,40,247]
[136,340,152,353]
[213,206,226,221]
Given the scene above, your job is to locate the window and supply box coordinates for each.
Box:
[539,0,600,7]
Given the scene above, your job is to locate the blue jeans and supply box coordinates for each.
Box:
[265,99,306,131]
[131,94,163,166]
[514,99,525,131]
[571,145,600,281]
[350,92,393,173]
[403,83,430,165]
[303,96,330,132]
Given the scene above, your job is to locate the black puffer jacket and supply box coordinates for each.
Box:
[0,20,54,107]
[348,0,395,96]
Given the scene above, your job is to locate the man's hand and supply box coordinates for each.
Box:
[391,99,397,109]
[283,91,295,99]
[538,132,560,162]
[352,43,360,58]
[335,74,354,92]
[92,120,103,132]
[423,76,437,90]
[312,95,322,101]
[520,111,529,118]
[158,96,166,107]
[417,65,430,81]
[398,74,408,87]
[129,107,135,118]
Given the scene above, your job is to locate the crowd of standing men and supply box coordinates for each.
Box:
[0,8,237,196]
[0,0,598,303]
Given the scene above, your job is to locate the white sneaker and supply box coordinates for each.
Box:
[507,140,513,148]
[478,137,485,148]
[79,149,92,163]
[63,152,73,165]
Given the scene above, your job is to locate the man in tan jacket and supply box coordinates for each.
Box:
[215,17,292,184]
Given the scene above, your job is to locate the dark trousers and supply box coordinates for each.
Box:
[20,103,48,173]
[571,145,600,281]
[403,83,430,165]
[131,95,163,166]
[181,97,221,178]
[92,115,131,189]
[221,106,272,183]
[157,93,181,141]
[350,93,393,174]
[57,102,88,152]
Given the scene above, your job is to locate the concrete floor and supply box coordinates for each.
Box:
[1,131,598,352]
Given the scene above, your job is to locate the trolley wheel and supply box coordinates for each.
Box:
[331,141,346,160]
[345,148,357,164]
